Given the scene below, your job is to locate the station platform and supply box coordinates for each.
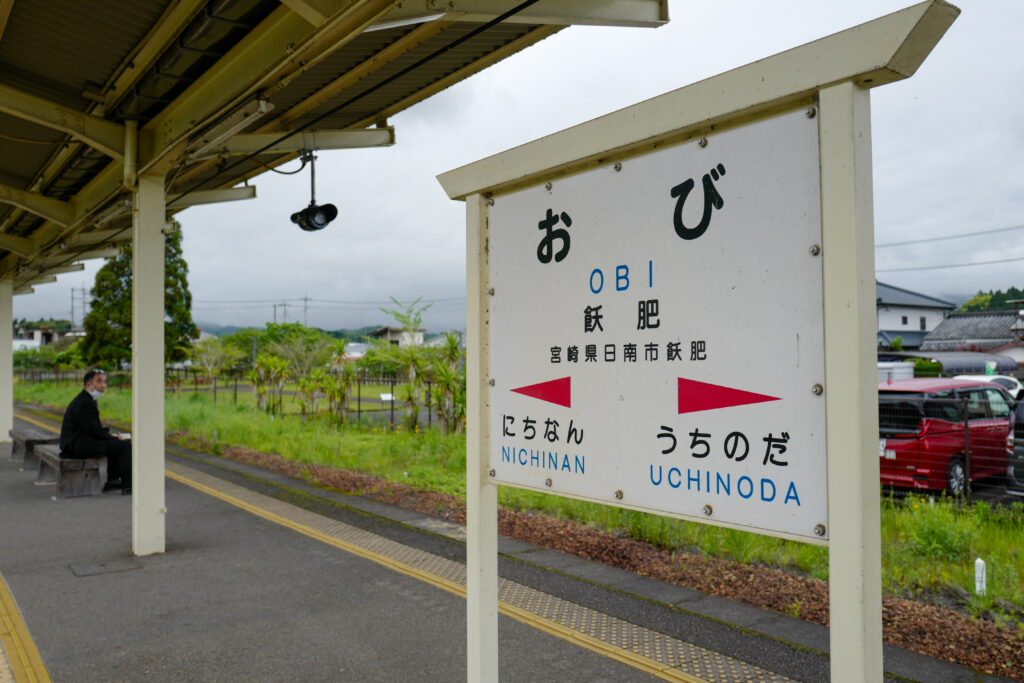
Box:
[0,408,1009,682]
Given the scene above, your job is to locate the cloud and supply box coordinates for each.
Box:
[16,0,1024,331]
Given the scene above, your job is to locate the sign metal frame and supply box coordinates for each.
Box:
[439,3,958,681]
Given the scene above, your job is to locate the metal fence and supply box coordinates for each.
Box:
[15,368,452,433]
[879,394,1024,499]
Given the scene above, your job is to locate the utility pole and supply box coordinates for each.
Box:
[272,303,278,324]
[72,286,89,328]
[280,301,289,323]
[303,295,309,326]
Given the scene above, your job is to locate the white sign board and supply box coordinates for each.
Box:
[487,108,827,541]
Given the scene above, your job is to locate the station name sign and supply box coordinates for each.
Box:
[487,108,828,541]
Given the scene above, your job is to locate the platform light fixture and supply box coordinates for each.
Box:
[290,148,337,231]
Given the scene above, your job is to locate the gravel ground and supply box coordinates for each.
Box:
[210,443,1024,680]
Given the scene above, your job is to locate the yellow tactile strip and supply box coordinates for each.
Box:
[0,644,11,683]
[167,461,794,683]
[0,570,51,683]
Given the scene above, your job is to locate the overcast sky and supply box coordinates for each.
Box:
[14,0,1024,332]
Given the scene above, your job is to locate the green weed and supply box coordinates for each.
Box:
[14,381,1024,616]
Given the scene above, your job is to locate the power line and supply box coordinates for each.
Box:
[875,223,1024,248]
[192,296,465,305]
[877,255,1024,272]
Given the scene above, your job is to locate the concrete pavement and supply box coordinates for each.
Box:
[0,409,1011,682]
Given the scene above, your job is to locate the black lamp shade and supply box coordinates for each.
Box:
[291,202,338,231]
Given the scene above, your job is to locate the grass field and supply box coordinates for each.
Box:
[15,380,1024,620]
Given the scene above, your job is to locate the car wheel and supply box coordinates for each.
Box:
[946,457,966,496]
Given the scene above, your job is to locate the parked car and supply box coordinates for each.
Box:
[953,374,1024,399]
[878,378,1015,495]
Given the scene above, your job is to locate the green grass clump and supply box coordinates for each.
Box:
[14,380,1023,617]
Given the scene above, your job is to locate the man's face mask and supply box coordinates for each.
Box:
[87,372,107,400]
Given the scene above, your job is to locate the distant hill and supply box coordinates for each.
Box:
[196,323,243,337]
[196,322,383,341]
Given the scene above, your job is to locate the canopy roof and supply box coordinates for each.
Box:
[0,0,666,292]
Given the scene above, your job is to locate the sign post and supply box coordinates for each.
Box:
[440,3,958,681]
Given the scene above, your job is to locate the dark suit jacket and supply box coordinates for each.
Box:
[60,390,113,456]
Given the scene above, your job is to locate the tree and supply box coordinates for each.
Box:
[959,287,1024,312]
[430,331,465,433]
[189,337,243,401]
[81,224,199,366]
[380,295,432,347]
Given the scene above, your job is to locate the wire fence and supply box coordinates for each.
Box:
[879,394,1024,499]
[15,367,452,433]
[16,370,1021,490]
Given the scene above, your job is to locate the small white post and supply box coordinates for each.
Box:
[0,277,12,444]
[820,80,883,682]
[465,193,498,682]
[975,557,986,596]
[131,172,166,556]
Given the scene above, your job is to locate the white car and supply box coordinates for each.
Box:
[953,374,1024,399]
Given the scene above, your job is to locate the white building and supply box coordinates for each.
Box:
[876,282,955,349]
[368,326,424,348]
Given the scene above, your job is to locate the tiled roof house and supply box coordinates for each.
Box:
[876,282,956,349]
[920,310,1024,367]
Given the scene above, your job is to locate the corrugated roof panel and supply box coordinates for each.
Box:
[0,0,170,108]
[0,2,620,272]
[262,26,413,125]
[265,22,540,133]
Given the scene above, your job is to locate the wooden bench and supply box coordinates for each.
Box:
[34,444,107,498]
[9,427,60,471]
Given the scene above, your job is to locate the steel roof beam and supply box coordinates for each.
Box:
[25,275,56,287]
[166,186,256,209]
[279,0,351,27]
[0,0,13,44]
[141,1,397,173]
[0,233,33,258]
[37,263,86,277]
[100,0,209,116]
[0,184,75,227]
[67,228,133,248]
[385,0,668,27]
[193,128,395,158]
[0,83,126,160]
[350,24,564,130]
[264,17,452,133]
[40,247,119,267]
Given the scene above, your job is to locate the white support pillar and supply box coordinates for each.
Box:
[820,81,883,681]
[0,277,12,444]
[131,173,166,556]
[465,193,498,682]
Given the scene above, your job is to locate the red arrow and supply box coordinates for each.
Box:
[510,377,571,408]
[678,377,780,414]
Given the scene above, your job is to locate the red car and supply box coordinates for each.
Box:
[878,378,1015,495]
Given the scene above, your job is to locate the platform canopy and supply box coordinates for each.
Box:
[0,0,667,292]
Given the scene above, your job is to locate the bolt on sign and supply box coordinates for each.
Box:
[488,108,826,542]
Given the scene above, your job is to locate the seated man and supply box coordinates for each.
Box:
[59,369,131,495]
